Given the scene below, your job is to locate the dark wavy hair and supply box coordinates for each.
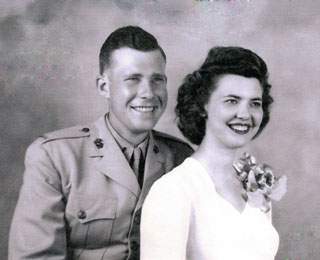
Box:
[99,25,166,74]
[175,46,273,145]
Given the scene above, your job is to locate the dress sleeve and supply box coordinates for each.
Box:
[8,140,67,260]
[141,174,192,260]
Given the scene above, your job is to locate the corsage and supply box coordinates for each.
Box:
[233,153,287,213]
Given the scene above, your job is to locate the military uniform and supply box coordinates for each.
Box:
[9,114,194,260]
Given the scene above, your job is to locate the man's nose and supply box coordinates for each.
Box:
[139,81,155,99]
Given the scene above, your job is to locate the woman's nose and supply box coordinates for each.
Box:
[236,104,250,120]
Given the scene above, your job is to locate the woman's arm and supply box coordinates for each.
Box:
[141,176,191,260]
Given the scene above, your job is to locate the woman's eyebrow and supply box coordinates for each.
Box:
[224,95,241,99]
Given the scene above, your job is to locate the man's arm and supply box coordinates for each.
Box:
[9,139,67,260]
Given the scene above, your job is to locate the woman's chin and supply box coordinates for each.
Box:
[223,136,252,150]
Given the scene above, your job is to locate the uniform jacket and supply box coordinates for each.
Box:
[9,115,194,260]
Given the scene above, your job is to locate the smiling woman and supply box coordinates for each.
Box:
[203,74,263,150]
[141,46,284,260]
[175,46,273,146]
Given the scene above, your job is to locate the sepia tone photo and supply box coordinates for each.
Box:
[1,0,319,259]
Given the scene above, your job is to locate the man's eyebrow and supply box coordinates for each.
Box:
[124,73,142,78]
[153,73,167,79]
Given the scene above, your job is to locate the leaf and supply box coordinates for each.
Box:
[268,175,287,201]
[247,190,265,208]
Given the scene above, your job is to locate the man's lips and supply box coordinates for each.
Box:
[131,106,158,113]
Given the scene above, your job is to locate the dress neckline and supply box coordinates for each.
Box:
[187,157,248,215]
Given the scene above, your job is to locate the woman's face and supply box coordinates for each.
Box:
[204,74,263,150]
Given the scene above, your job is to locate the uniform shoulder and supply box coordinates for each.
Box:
[38,125,92,144]
[152,130,194,153]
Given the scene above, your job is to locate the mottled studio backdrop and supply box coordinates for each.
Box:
[1,0,320,259]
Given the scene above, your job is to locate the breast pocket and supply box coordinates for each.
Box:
[66,192,117,249]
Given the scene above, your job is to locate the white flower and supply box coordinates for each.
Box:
[233,153,287,213]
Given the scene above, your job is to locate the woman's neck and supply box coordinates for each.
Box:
[192,135,245,181]
[192,134,248,213]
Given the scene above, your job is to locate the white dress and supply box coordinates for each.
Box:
[141,158,279,260]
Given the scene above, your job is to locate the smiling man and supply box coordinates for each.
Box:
[9,26,193,260]
[97,46,168,145]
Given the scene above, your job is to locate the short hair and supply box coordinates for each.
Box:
[175,46,273,145]
[99,25,166,74]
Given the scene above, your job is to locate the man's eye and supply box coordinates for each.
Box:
[125,77,139,83]
[152,77,166,84]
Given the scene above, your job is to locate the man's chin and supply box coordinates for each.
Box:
[131,122,157,134]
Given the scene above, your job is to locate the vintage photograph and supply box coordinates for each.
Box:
[1,0,319,259]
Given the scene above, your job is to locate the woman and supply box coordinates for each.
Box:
[140,46,286,260]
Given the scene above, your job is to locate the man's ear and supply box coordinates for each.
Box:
[96,74,110,99]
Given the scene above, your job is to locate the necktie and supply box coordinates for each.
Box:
[130,148,144,188]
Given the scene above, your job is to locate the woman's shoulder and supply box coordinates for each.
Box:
[143,158,197,214]
[150,157,205,197]
[159,157,201,182]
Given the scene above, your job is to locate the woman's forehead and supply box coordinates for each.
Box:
[212,74,262,98]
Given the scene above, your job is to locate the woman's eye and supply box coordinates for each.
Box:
[226,99,238,105]
[251,101,262,108]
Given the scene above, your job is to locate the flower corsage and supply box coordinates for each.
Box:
[233,153,287,213]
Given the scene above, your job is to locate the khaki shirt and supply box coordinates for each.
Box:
[9,114,194,260]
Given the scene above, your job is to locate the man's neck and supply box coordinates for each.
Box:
[106,114,149,147]
[124,132,149,147]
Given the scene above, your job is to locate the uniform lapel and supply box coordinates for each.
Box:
[135,132,165,210]
[89,115,140,197]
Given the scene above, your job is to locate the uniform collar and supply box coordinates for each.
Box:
[88,114,165,198]
[105,114,149,161]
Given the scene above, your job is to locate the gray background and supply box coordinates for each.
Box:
[1,0,319,259]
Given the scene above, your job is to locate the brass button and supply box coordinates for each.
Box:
[153,145,159,154]
[78,210,87,219]
[81,127,90,133]
[94,138,104,149]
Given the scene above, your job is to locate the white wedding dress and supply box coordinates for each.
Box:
[141,158,279,260]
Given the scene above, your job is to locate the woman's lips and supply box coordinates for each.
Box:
[228,124,251,134]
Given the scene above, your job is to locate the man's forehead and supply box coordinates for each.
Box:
[111,47,164,65]
[104,47,166,77]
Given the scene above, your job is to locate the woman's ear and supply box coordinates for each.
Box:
[96,74,110,99]
[201,105,208,119]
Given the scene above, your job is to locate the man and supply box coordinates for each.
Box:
[9,26,194,260]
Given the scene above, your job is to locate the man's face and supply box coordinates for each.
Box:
[100,47,167,143]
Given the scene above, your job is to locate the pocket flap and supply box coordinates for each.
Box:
[66,192,117,224]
